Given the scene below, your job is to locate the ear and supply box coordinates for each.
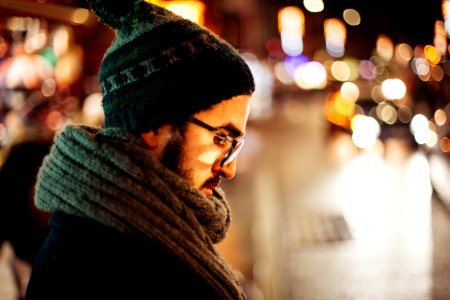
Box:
[140,130,159,149]
[140,124,173,150]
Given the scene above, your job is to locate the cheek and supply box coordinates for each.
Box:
[183,131,221,167]
[197,149,221,165]
[180,143,221,186]
[182,145,220,172]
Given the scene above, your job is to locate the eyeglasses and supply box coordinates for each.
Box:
[189,117,244,167]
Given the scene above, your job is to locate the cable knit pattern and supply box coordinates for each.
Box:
[34,125,245,300]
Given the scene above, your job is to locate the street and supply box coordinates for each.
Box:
[220,96,450,300]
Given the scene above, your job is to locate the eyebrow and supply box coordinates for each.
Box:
[217,123,244,138]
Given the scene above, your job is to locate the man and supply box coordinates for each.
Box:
[25,0,254,299]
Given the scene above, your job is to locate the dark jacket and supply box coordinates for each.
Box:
[25,211,222,299]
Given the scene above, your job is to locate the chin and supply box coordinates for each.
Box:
[200,188,213,197]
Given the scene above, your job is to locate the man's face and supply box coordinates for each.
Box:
[160,95,251,196]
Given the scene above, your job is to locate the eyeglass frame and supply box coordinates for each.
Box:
[189,117,244,167]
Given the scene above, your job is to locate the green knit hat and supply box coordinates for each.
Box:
[87,0,255,133]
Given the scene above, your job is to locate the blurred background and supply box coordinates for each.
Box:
[0,0,450,299]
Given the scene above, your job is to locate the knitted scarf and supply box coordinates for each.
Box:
[34,125,246,299]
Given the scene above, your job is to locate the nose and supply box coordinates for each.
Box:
[214,157,237,179]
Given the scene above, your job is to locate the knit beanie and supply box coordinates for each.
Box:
[87,0,255,133]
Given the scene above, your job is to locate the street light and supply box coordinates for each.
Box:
[146,0,205,25]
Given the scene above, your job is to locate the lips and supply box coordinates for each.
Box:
[202,177,220,191]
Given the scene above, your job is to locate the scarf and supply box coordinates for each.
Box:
[34,125,246,299]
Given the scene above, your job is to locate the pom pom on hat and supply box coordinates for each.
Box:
[88,0,255,133]
[87,0,136,29]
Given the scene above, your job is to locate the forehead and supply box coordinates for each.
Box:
[193,95,251,132]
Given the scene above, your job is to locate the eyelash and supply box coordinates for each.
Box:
[213,136,228,147]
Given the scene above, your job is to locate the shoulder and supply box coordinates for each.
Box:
[26,212,221,299]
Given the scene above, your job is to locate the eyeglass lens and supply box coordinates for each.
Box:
[190,117,244,167]
[221,139,244,166]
